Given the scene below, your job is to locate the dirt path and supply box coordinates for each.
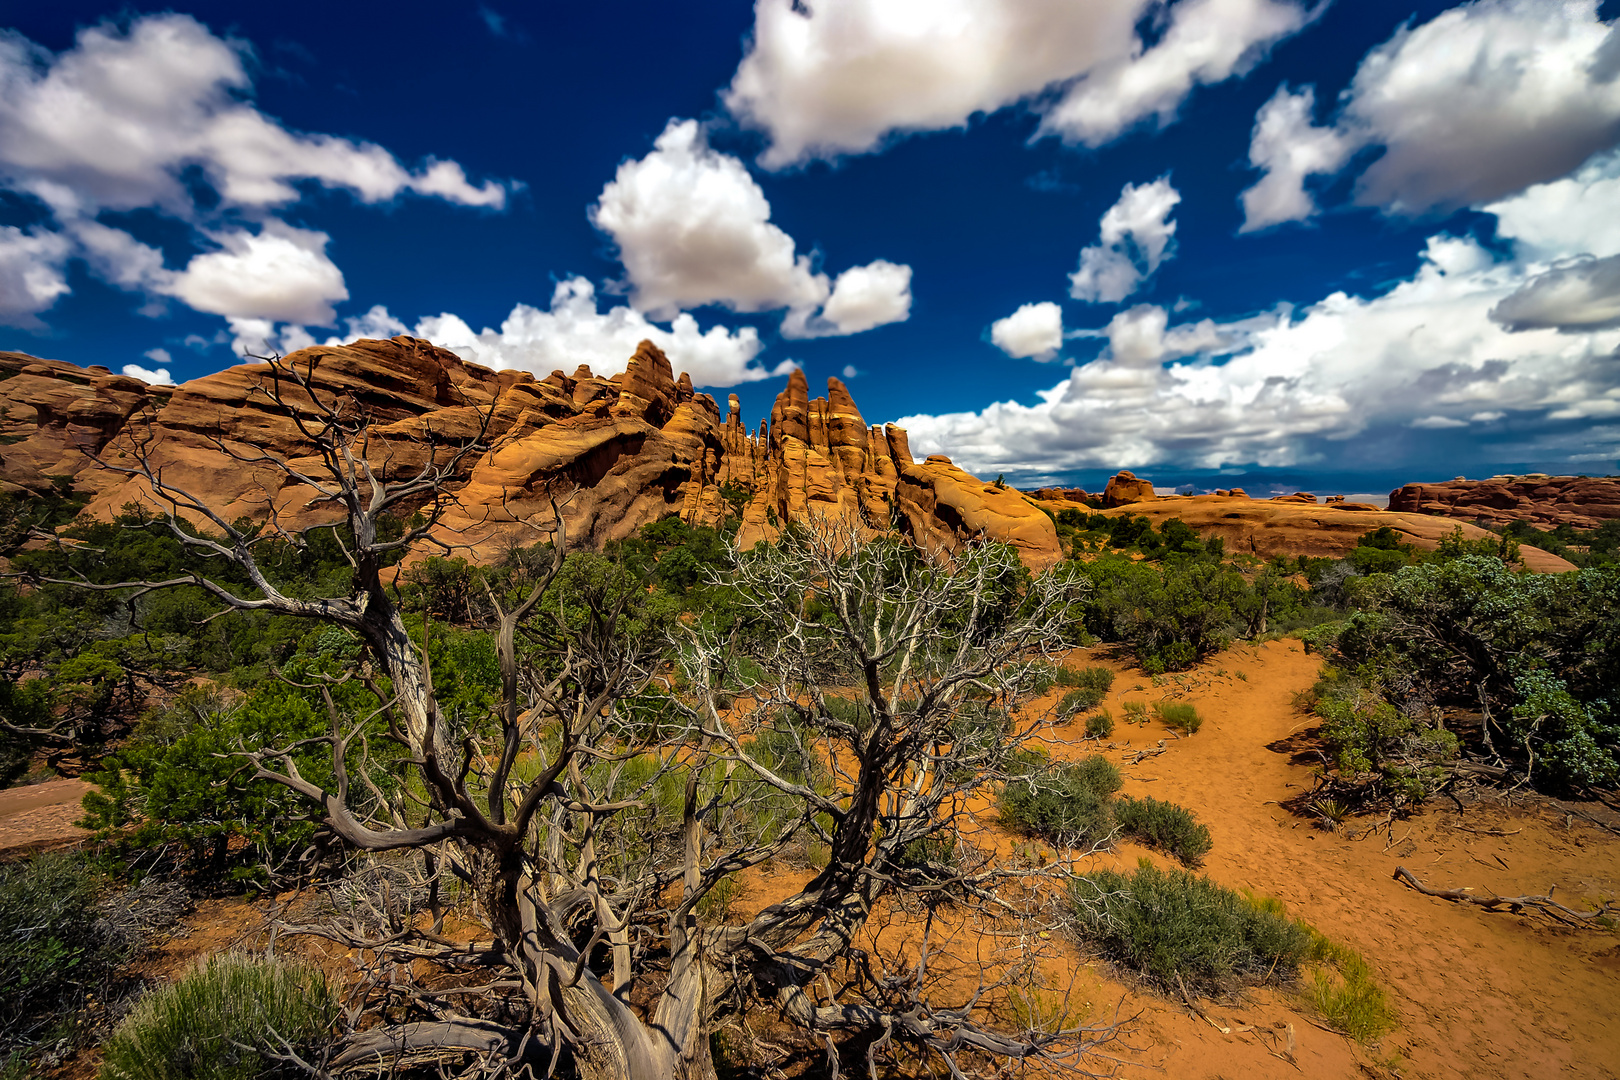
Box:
[0,777,91,854]
[1040,640,1620,1080]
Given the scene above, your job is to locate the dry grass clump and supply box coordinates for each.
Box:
[1152,701,1203,734]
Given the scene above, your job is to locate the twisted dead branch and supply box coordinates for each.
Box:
[1392,865,1618,927]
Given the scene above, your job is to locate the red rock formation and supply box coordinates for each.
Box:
[1102,470,1156,508]
[1388,475,1620,530]
[1033,494,1574,573]
[1027,487,1092,504]
[0,339,1060,568]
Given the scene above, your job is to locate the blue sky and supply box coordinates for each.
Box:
[2,0,1618,494]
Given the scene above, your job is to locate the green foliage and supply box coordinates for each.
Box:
[996,754,1120,846]
[1112,795,1212,866]
[1070,862,1309,991]
[1245,892,1396,1040]
[1323,557,1618,791]
[1152,701,1203,735]
[80,676,388,883]
[1074,555,1257,670]
[99,952,336,1080]
[0,853,113,1054]
[1084,709,1115,740]
[1308,667,1457,802]
[1300,930,1397,1040]
[1057,686,1106,718]
[1498,517,1620,569]
[1056,665,1115,692]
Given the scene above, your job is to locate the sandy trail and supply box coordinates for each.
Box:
[735,640,1620,1079]
[1043,640,1620,1080]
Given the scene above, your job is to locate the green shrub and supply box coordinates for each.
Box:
[1153,701,1203,734]
[1122,700,1148,724]
[1070,862,1308,991]
[997,755,1121,845]
[1057,686,1106,717]
[1056,666,1115,692]
[100,952,336,1080]
[0,852,111,1054]
[1112,796,1212,866]
[1084,709,1115,740]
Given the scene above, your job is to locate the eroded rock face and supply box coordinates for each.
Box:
[1102,470,1156,508]
[0,339,1060,568]
[1389,476,1620,530]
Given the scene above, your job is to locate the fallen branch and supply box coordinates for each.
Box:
[1125,741,1167,766]
[1392,865,1618,927]
[1174,974,1229,1034]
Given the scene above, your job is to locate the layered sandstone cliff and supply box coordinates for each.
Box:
[0,338,1061,568]
[1388,475,1620,530]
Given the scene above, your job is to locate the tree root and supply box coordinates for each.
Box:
[1392,866,1618,927]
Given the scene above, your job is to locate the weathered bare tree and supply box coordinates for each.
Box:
[46,354,1120,1079]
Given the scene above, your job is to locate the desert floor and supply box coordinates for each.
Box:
[4,639,1616,1079]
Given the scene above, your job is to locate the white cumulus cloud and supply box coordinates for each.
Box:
[590,119,910,337]
[990,301,1064,361]
[1238,85,1353,232]
[1070,177,1181,304]
[121,361,173,384]
[0,225,71,328]
[899,216,1620,480]
[1242,0,1620,225]
[723,0,1313,168]
[165,222,348,326]
[1039,0,1314,147]
[1491,254,1620,332]
[395,277,791,388]
[0,14,505,217]
[0,14,507,333]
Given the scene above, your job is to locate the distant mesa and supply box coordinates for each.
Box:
[1388,475,1620,531]
[0,338,1062,569]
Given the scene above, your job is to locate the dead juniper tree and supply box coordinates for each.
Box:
[44,355,1120,1079]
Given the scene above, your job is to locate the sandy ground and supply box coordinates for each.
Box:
[0,776,90,854]
[8,641,1618,1079]
[731,640,1620,1079]
[1044,641,1619,1080]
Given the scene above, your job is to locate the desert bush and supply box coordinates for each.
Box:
[1070,862,1309,991]
[1309,667,1457,803]
[1074,555,1254,670]
[1112,796,1213,866]
[1121,700,1148,724]
[1324,557,1619,791]
[1057,686,1106,718]
[997,755,1121,845]
[1153,701,1203,734]
[1303,931,1396,1040]
[1056,665,1115,692]
[1008,661,1058,697]
[1084,709,1115,740]
[0,853,112,1054]
[100,952,336,1080]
